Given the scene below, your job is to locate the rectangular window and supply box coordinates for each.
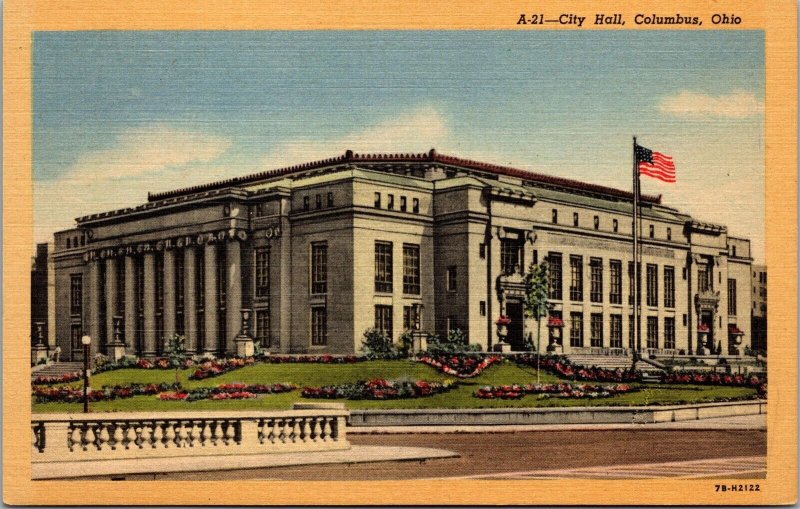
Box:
[400,196,407,212]
[548,310,562,344]
[412,198,419,213]
[664,317,675,349]
[402,244,421,295]
[590,313,603,347]
[698,265,711,292]
[664,266,675,308]
[613,219,619,233]
[628,261,641,305]
[375,305,393,340]
[667,227,672,241]
[255,309,270,348]
[683,314,688,326]
[548,252,563,300]
[610,314,622,348]
[375,241,393,293]
[447,266,457,292]
[70,274,83,315]
[255,203,264,217]
[71,323,83,353]
[327,192,334,207]
[303,196,310,212]
[569,255,583,301]
[315,194,322,210]
[255,247,270,298]
[374,192,381,208]
[552,209,558,224]
[628,314,635,349]
[609,260,622,304]
[311,242,328,294]
[646,264,658,307]
[573,212,579,227]
[403,305,419,331]
[649,224,655,238]
[647,316,658,349]
[728,278,737,315]
[311,306,327,345]
[500,238,523,275]
[387,194,395,210]
[570,312,583,347]
[479,243,486,259]
[590,258,603,303]
[593,216,599,230]
[480,301,486,316]
[174,253,185,335]
[117,260,126,316]
[196,254,205,309]
[217,247,227,310]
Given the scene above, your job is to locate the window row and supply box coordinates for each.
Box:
[568,313,676,350]
[547,253,675,308]
[65,234,87,249]
[309,241,423,296]
[301,192,335,213]
[374,193,420,213]
[550,209,673,240]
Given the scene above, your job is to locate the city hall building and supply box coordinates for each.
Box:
[50,149,755,360]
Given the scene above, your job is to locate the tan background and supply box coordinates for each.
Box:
[3,0,796,504]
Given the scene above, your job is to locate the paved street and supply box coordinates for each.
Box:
[138,425,766,481]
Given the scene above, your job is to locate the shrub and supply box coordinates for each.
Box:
[361,328,402,359]
[426,329,481,356]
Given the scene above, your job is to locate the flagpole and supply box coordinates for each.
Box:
[632,136,640,367]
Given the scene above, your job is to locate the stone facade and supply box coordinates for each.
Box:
[50,150,756,360]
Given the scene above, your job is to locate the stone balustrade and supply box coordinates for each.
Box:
[32,404,349,463]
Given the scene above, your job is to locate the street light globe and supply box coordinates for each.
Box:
[81,335,92,346]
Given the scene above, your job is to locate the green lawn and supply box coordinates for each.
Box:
[32,359,758,413]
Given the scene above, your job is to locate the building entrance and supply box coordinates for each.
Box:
[700,310,714,351]
[506,301,525,351]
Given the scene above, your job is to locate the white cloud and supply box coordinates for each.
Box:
[257,106,451,169]
[658,91,764,119]
[34,125,232,243]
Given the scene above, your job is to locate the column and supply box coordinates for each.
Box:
[203,243,219,354]
[105,257,118,345]
[183,247,198,353]
[225,240,242,354]
[88,260,101,357]
[143,252,157,357]
[124,255,137,350]
[162,249,176,346]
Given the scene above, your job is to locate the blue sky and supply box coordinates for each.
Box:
[33,30,765,261]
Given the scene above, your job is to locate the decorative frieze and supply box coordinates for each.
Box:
[549,232,676,259]
[83,229,249,262]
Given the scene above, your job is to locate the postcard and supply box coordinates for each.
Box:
[4,0,796,505]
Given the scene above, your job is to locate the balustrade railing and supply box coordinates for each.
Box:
[32,404,348,463]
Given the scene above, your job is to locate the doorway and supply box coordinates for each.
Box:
[506,301,525,351]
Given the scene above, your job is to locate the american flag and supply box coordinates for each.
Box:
[635,144,676,183]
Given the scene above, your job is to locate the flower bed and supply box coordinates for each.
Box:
[265,354,365,364]
[188,357,257,380]
[178,382,296,402]
[661,372,764,387]
[417,355,502,378]
[93,356,197,374]
[514,354,641,383]
[33,382,177,403]
[32,372,82,386]
[475,383,636,400]
[301,378,458,400]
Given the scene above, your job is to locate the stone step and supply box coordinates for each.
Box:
[32,363,83,379]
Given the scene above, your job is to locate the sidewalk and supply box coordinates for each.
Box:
[348,413,766,434]
[32,445,459,480]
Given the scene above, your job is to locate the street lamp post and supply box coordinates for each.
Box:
[81,335,92,413]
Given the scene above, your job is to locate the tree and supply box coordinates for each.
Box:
[165,334,187,386]
[523,260,549,383]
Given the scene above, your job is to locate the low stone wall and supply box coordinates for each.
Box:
[348,401,766,427]
[32,403,349,463]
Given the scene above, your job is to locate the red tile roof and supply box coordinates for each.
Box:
[147,149,662,204]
